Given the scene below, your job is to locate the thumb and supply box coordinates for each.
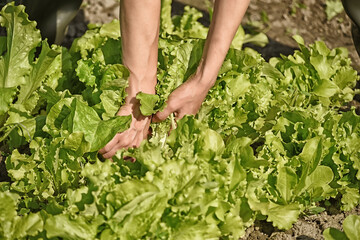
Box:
[153,105,174,122]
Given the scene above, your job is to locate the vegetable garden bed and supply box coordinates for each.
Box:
[0,1,360,239]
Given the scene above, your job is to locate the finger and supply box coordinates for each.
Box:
[102,136,134,159]
[100,130,134,157]
[176,110,189,120]
[122,133,145,162]
[142,118,152,140]
[102,148,119,159]
[117,130,137,149]
[153,105,174,122]
[143,126,151,139]
[135,132,146,148]
[99,133,121,154]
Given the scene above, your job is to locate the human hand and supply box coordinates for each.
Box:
[153,73,215,122]
[99,97,151,159]
[153,0,250,122]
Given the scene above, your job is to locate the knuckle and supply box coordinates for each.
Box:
[122,138,133,147]
[102,151,114,159]
[103,145,113,153]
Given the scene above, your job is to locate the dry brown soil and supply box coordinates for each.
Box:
[244,0,360,72]
[68,0,360,71]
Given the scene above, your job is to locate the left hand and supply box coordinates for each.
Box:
[153,73,215,122]
[99,97,151,159]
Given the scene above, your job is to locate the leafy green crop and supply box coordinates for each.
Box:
[326,0,344,21]
[324,215,360,240]
[0,2,61,143]
[136,92,162,116]
[0,1,359,239]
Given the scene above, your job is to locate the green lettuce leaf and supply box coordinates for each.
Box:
[323,215,360,240]
[0,87,16,115]
[0,191,43,239]
[0,2,41,88]
[45,214,102,240]
[45,98,131,151]
[343,215,360,240]
[136,92,161,116]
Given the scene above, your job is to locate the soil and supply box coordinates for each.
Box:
[67,0,360,71]
[0,155,10,182]
[240,205,360,240]
[244,0,360,72]
[41,0,360,239]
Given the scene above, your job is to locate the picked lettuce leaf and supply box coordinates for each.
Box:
[136,92,162,116]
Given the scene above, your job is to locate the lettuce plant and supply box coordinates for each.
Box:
[0,1,359,239]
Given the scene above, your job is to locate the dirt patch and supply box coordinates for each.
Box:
[70,0,360,71]
[82,0,119,24]
[0,145,10,182]
[242,205,360,240]
[244,0,360,71]
[0,156,10,182]
[61,0,120,48]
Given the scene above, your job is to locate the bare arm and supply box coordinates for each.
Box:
[200,0,250,85]
[120,0,160,96]
[99,0,160,159]
[100,0,250,157]
[154,0,250,121]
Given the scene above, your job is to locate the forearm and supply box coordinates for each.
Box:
[198,0,250,86]
[100,1,160,157]
[120,0,161,98]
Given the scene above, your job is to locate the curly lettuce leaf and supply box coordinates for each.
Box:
[136,92,162,116]
[0,192,43,239]
[0,2,41,88]
[0,2,42,116]
[44,98,131,152]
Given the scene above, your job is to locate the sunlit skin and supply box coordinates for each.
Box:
[99,0,250,159]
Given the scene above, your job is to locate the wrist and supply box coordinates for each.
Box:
[194,59,218,90]
[125,75,157,101]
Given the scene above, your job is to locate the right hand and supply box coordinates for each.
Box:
[153,71,215,122]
